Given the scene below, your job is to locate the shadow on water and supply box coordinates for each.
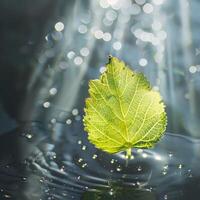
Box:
[81,188,156,200]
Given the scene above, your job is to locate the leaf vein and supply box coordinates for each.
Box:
[87,100,127,142]
[87,121,122,145]
[125,76,141,116]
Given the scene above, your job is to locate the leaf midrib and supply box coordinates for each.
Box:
[109,65,130,143]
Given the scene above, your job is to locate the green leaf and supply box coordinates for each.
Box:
[83,56,167,155]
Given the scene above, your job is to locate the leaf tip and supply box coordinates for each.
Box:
[108,54,113,59]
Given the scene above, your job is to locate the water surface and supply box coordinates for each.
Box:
[0,122,200,200]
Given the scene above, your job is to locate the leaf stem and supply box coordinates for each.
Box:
[126,148,132,160]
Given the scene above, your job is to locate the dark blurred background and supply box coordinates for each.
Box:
[0,0,63,126]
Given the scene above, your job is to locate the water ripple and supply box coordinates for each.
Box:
[1,122,200,199]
